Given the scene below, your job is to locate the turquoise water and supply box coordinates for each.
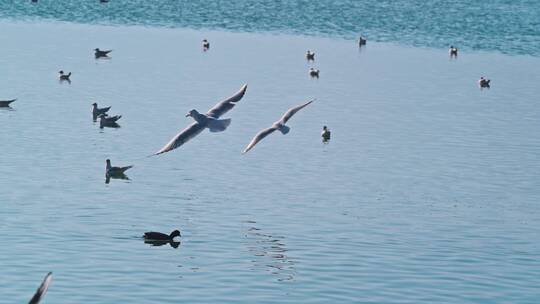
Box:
[0,0,539,56]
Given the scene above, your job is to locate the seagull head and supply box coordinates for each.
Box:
[92,102,97,106]
[170,230,181,238]
[106,159,111,165]
[186,109,199,117]
[94,48,100,51]
[58,70,64,74]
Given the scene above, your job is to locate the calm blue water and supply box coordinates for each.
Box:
[0,0,539,56]
[1,6,540,304]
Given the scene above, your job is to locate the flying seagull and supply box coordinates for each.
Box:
[242,100,314,154]
[28,272,52,304]
[155,84,247,155]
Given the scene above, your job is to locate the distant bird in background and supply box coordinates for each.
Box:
[105,158,131,184]
[58,70,71,82]
[202,39,210,50]
[243,100,314,154]
[100,0,109,3]
[28,272,52,304]
[478,77,491,88]
[449,45,458,57]
[94,48,112,58]
[106,159,132,176]
[306,50,315,61]
[358,36,367,46]
[309,68,319,78]
[92,102,111,120]
[0,99,16,107]
[321,126,331,143]
[155,84,248,155]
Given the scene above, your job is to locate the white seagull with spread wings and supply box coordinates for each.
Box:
[155,84,248,155]
[242,99,314,154]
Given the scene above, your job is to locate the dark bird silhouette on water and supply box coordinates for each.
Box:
[449,45,458,57]
[94,48,112,58]
[321,125,331,143]
[92,102,111,120]
[479,77,491,88]
[58,70,71,82]
[106,159,132,176]
[99,113,121,128]
[306,50,315,61]
[358,36,367,46]
[309,68,319,78]
[105,159,132,184]
[143,230,181,248]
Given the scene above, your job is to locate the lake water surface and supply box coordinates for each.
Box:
[0,20,539,303]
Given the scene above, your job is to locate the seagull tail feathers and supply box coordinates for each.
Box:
[208,118,231,133]
[277,124,290,135]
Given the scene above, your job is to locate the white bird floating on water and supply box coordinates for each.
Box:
[28,272,52,304]
[155,84,248,155]
[242,99,314,154]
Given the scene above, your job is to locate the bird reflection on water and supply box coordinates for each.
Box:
[144,239,181,249]
[245,222,296,282]
[105,173,130,184]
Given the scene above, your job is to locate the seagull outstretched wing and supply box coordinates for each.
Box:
[242,100,313,154]
[155,84,248,155]
[206,84,247,118]
[29,272,52,304]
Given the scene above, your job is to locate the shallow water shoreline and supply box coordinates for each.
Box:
[1,0,539,56]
